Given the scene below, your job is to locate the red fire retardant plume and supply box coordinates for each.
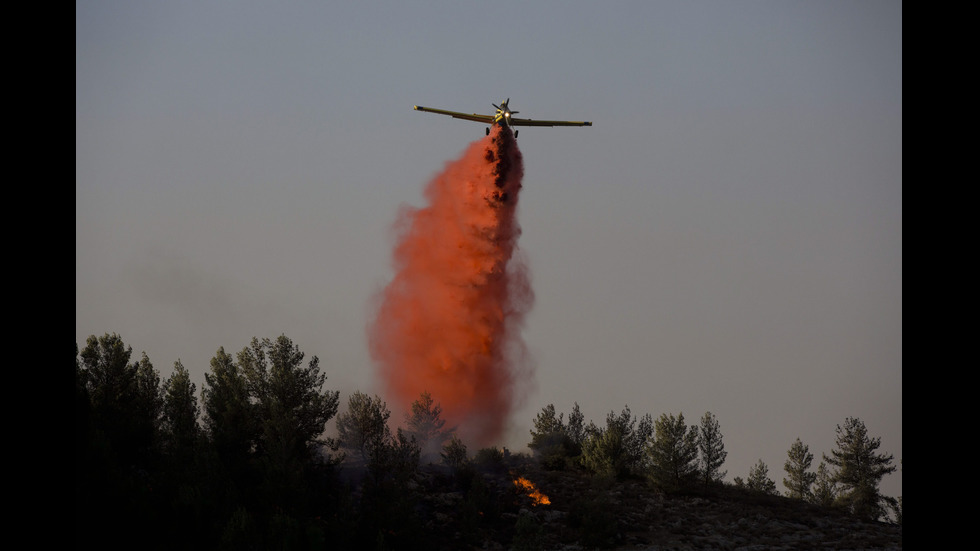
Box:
[369,125,533,447]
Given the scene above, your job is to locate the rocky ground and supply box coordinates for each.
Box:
[406,458,902,551]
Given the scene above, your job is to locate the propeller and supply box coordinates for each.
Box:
[492,98,518,115]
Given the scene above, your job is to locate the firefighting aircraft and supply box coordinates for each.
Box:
[413,98,592,137]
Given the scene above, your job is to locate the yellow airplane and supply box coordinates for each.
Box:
[413,98,592,137]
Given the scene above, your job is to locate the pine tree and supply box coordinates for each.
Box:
[336,391,392,462]
[76,335,163,546]
[440,434,468,470]
[823,417,897,521]
[203,347,257,469]
[698,411,727,490]
[647,412,699,491]
[79,333,137,458]
[132,351,163,465]
[80,333,135,418]
[238,336,340,466]
[810,461,838,507]
[528,403,576,470]
[783,438,816,500]
[567,402,586,448]
[163,359,200,458]
[79,335,163,469]
[577,405,653,478]
[606,406,653,474]
[581,426,625,479]
[405,391,450,458]
[528,404,565,450]
[747,459,778,495]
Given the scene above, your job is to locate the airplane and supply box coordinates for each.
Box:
[413,98,592,137]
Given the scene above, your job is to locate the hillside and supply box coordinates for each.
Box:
[397,458,902,551]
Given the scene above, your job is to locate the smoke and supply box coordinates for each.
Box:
[369,125,533,447]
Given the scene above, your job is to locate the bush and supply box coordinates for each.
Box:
[440,434,467,470]
[473,446,506,472]
[581,428,625,479]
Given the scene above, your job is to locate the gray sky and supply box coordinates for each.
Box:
[76,1,902,498]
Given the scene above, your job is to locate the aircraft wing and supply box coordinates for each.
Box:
[508,117,592,127]
[413,105,495,124]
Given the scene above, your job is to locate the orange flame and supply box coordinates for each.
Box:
[514,476,551,506]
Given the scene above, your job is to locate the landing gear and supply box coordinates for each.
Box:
[485,127,490,136]
[514,130,519,138]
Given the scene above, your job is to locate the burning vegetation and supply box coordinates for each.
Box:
[513,475,551,506]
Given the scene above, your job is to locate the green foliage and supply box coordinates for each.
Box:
[133,352,164,454]
[404,391,451,459]
[76,335,167,547]
[238,336,340,466]
[203,346,258,482]
[76,330,903,546]
[579,405,652,479]
[79,334,357,548]
[528,403,578,470]
[367,428,421,485]
[647,412,699,491]
[79,334,163,468]
[823,417,897,521]
[80,333,135,417]
[567,402,586,447]
[336,391,392,463]
[606,406,653,474]
[335,396,423,548]
[698,411,727,490]
[473,446,506,472]
[783,438,816,500]
[163,360,200,457]
[356,429,424,551]
[581,425,625,479]
[537,443,576,471]
[223,335,342,511]
[810,461,839,507]
[747,459,778,495]
[441,433,468,470]
[528,403,565,450]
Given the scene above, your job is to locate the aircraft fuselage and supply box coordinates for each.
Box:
[413,98,592,133]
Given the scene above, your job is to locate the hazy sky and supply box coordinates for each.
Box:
[76,1,902,497]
